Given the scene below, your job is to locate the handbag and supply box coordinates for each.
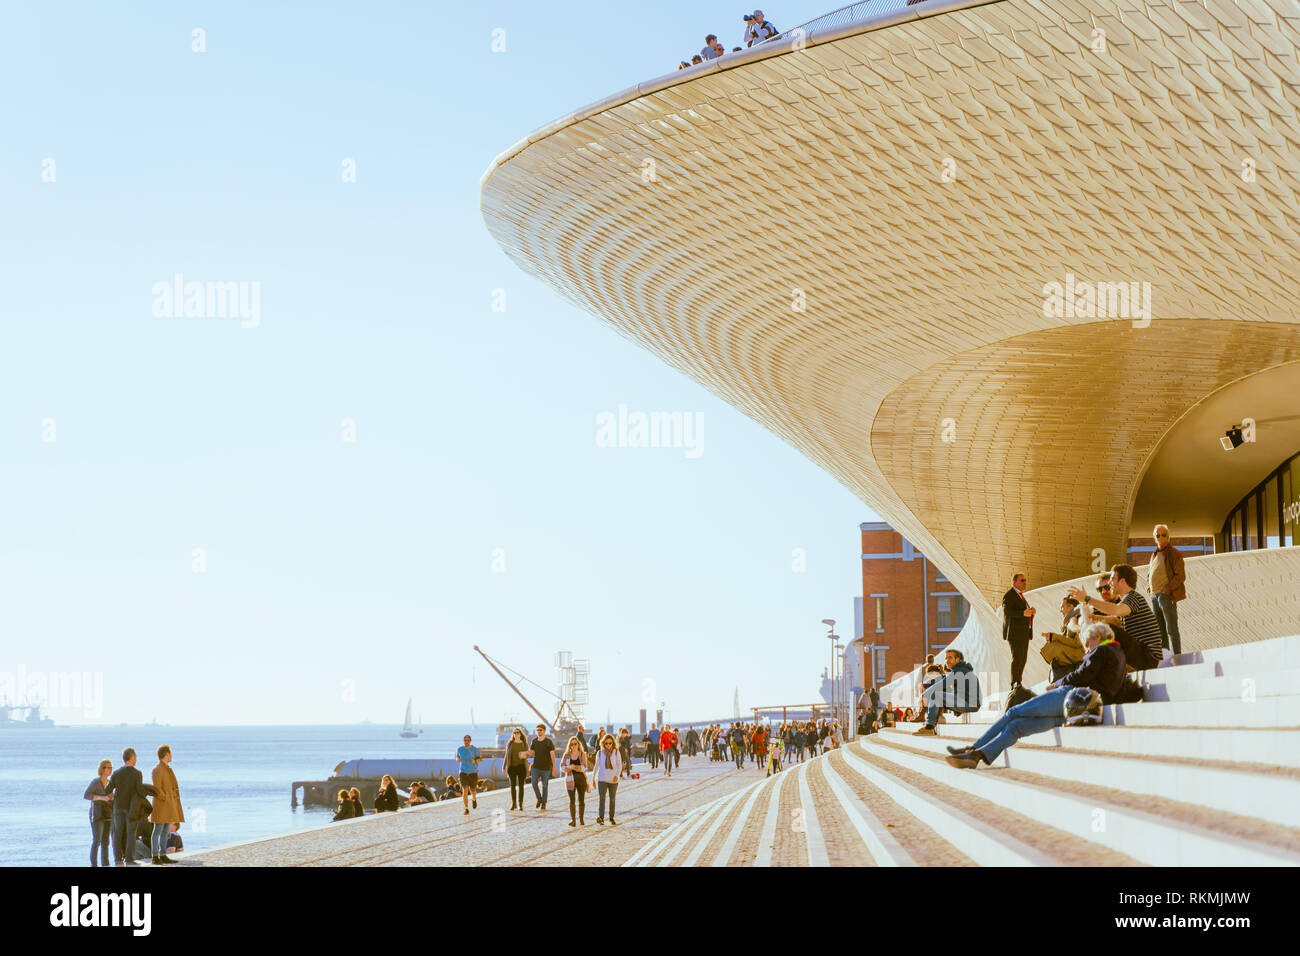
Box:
[1040,632,1085,667]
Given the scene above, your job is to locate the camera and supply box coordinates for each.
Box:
[744,14,756,20]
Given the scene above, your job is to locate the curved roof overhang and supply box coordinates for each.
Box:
[481,0,1300,611]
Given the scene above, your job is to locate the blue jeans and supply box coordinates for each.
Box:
[151,822,169,857]
[1153,593,1181,655]
[90,819,110,866]
[923,672,981,726]
[111,813,135,864]
[530,768,550,806]
[969,687,1071,763]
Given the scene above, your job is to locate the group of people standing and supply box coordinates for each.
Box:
[1003,526,1188,687]
[502,724,623,826]
[83,745,184,867]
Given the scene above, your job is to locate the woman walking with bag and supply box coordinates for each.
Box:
[595,733,622,825]
[562,736,590,827]
[505,727,530,810]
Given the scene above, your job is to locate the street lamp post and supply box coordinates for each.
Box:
[820,619,837,724]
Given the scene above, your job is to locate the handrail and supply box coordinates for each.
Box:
[765,0,918,45]
[480,0,990,190]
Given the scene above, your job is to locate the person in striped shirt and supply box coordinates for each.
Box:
[1069,565,1163,671]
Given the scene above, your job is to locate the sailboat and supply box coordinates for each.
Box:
[400,698,418,738]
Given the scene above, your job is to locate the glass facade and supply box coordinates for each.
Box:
[1219,451,1300,553]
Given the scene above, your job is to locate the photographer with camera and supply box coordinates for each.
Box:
[743,9,778,47]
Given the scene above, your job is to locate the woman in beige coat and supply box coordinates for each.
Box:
[149,745,184,865]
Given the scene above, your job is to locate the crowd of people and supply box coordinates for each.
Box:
[675,9,779,70]
[88,556,1175,863]
[694,718,843,772]
[83,745,185,867]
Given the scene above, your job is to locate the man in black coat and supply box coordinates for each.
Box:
[105,747,157,866]
[1001,572,1036,687]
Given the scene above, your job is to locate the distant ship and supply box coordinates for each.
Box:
[0,699,54,729]
[819,667,833,704]
[399,698,421,738]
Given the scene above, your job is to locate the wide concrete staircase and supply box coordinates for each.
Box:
[626,634,1300,866]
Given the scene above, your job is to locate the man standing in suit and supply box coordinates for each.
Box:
[1002,572,1036,687]
[106,747,157,866]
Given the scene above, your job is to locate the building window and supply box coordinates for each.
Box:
[1284,463,1296,547]
[1265,474,1281,547]
[873,648,887,680]
[935,595,969,630]
[874,596,885,633]
[1221,450,1300,552]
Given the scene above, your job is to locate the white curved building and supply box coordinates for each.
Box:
[482,0,1300,690]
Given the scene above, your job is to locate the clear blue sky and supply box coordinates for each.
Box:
[0,1,876,726]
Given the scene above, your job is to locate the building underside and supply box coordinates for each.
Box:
[481,0,1300,661]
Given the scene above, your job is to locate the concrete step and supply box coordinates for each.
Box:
[753,765,792,867]
[878,729,1300,828]
[854,738,1300,866]
[875,724,1300,768]
[704,770,772,867]
[623,783,747,867]
[960,693,1300,729]
[1138,667,1300,703]
[835,746,1059,866]
[967,633,1300,717]
[1169,632,1300,670]
[816,752,918,866]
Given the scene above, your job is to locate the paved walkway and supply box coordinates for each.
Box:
[183,755,770,867]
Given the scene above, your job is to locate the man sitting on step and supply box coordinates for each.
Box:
[946,622,1126,768]
[912,649,981,736]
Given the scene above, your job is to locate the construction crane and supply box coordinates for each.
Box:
[473,645,585,737]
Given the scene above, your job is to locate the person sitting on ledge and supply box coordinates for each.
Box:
[438,775,462,801]
[946,622,1125,768]
[913,648,982,736]
[1068,565,1163,671]
[333,789,352,821]
[374,774,400,813]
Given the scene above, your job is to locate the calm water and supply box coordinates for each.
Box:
[1,723,492,867]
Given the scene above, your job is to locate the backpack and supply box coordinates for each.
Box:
[1114,678,1144,704]
[1006,684,1037,709]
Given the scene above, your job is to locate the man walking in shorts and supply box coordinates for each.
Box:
[456,734,482,816]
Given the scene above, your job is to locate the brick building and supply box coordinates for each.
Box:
[859,522,969,688]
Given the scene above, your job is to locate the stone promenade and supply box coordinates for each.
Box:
[182,754,767,867]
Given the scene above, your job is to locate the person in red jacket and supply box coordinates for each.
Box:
[659,727,677,777]
[752,725,768,767]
